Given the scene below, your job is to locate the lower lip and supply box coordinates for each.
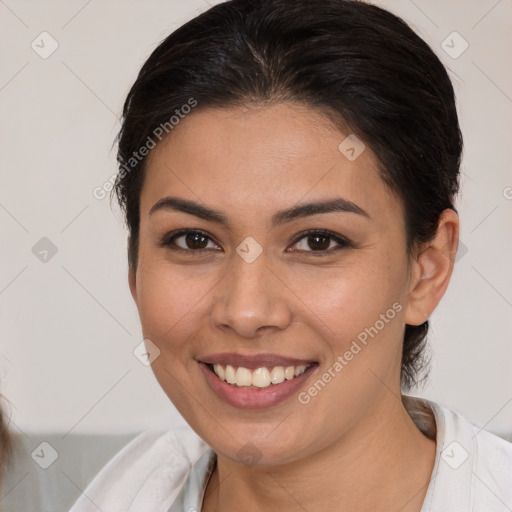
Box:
[198,362,317,410]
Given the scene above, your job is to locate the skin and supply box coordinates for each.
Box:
[129,103,459,511]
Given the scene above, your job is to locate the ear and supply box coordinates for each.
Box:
[129,266,138,306]
[405,208,460,326]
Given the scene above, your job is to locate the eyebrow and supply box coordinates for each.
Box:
[149,196,228,224]
[149,196,370,227]
[271,198,370,226]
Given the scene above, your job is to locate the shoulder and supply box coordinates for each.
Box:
[465,415,512,509]
[69,426,209,512]
[424,399,512,512]
[436,402,512,475]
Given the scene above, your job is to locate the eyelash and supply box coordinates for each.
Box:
[159,228,352,255]
[289,229,352,253]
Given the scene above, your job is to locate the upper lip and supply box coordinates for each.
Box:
[198,352,316,369]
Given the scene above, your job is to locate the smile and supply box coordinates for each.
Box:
[198,355,318,409]
[209,363,311,389]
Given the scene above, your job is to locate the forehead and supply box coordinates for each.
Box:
[141,103,400,222]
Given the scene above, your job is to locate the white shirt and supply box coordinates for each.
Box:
[68,398,512,512]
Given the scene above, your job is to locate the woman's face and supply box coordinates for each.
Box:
[130,103,418,465]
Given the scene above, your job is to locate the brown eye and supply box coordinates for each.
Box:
[163,230,220,251]
[290,230,351,253]
[184,232,209,249]
[306,234,331,251]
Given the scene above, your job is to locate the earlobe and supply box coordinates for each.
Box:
[405,209,459,326]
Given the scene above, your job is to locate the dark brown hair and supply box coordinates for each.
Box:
[112,0,462,390]
[0,393,13,491]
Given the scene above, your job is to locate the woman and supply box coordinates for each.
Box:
[70,0,512,510]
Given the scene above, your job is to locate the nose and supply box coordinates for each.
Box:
[211,254,293,339]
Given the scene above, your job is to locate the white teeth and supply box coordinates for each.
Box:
[270,366,285,384]
[211,363,311,388]
[252,367,271,388]
[213,364,225,381]
[284,366,295,380]
[225,365,236,384]
[295,365,307,377]
[235,367,252,387]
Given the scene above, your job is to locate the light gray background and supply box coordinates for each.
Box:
[1,0,511,437]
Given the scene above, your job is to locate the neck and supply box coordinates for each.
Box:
[202,396,436,512]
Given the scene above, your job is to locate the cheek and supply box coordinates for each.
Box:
[291,255,406,346]
[295,260,407,416]
[134,264,214,411]
[135,262,215,356]
[292,265,407,410]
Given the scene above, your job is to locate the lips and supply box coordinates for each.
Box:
[197,353,318,409]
